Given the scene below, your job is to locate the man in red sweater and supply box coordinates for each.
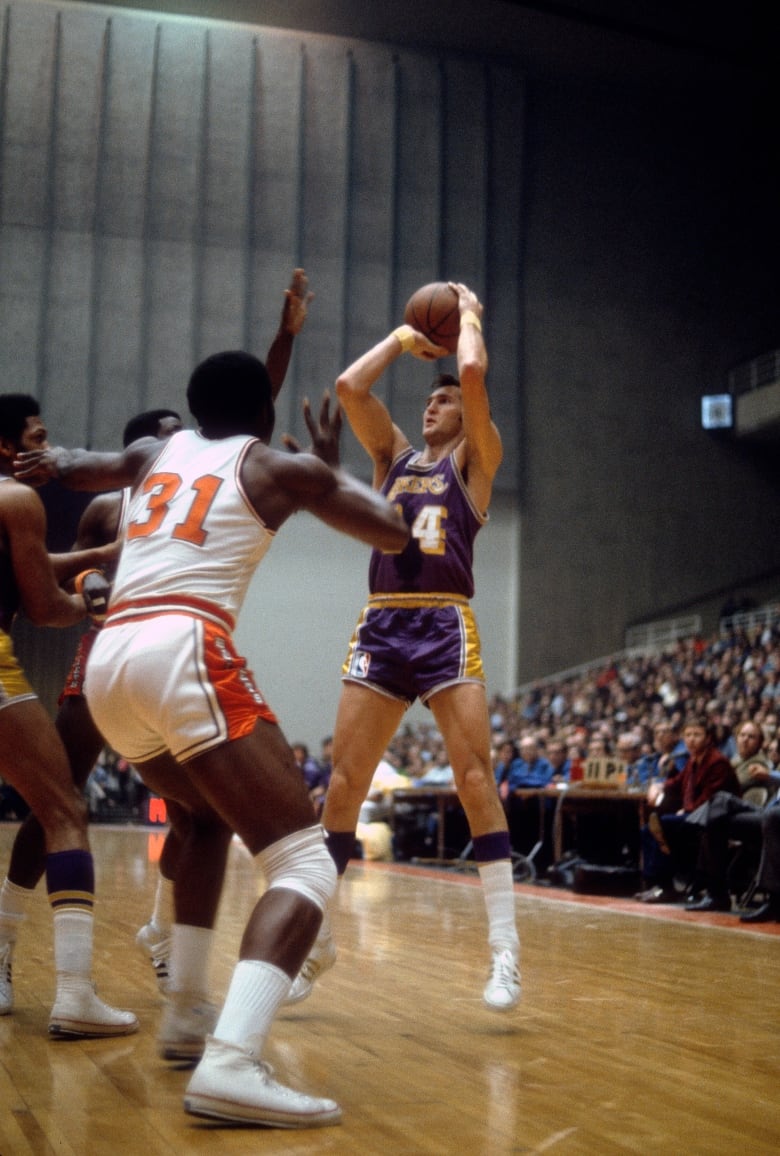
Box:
[636,714,740,903]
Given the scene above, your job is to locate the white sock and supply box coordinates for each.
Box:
[0,878,32,945]
[53,909,93,978]
[150,874,175,934]
[477,860,520,956]
[213,959,290,1058]
[169,924,214,995]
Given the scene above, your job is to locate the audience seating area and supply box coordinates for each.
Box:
[3,605,779,898]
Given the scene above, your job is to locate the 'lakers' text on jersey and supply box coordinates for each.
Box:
[369,448,486,599]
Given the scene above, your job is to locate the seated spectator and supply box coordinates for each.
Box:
[636,714,741,904]
[414,746,455,787]
[545,737,570,782]
[292,742,331,817]
[507,735,554,789]
[730,719,772,789]
[505,735,554,868]
[359,753,409,823]
[615,731,644,787]
[633,720,688,786]
[684,743,780,914]
[493,739,522,802]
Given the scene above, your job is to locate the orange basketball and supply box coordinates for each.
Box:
[403,282,460,353]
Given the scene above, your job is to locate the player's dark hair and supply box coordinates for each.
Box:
[122,408,181,447]
[432,373,460,389]
[187,351,273,437]
[0,393,40,443]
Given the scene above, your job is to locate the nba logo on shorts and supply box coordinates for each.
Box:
[353,650,371,678]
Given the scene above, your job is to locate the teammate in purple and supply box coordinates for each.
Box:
[290,281,521,1011]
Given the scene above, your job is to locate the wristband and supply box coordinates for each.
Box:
[392,325,416,353]
[74,568,104,595]
[461,310,482,332]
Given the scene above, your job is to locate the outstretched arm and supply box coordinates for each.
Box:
[14,437,163,493]
[265,268,314,399]
[244,395,410,553]
[334,325,446,487]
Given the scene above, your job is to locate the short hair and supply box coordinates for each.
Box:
[683,713,712,735]
[431,373,460,389]
[187,351,272,435]
[0,393,40,443]
[122,408,181,447]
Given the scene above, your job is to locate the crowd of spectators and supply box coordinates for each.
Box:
[376,613,780,782]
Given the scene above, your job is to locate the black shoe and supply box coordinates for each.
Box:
[739,898,780,924]
[685,893,731,913]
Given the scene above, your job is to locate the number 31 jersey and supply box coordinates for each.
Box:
[110,429,273,629]
[368,447,486,600]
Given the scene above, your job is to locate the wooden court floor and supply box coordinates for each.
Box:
[1,823,779,1156]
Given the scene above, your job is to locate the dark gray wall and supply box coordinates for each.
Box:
[3,0,778,707]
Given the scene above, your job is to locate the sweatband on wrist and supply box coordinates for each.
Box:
[392,325,416,353]
[461,310,482,331]
[74,569,104,594]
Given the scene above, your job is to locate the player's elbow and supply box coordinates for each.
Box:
[458,355,486,385]
[334,374,355,403]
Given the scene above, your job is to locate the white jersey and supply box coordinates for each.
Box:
[108,429,274,630]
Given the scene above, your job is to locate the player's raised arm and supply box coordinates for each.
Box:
[265,268,314,399]
[449,282,503,512]
[334,326,446,487]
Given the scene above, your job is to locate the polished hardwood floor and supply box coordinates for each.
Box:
[1,823,779,1155]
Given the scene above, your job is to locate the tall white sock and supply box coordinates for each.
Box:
[213,959,290,1058]
[53,909,93,978]
[169,924,214,996]
[0,878,32,947]
[477,860,520,955]
[150,874,175,933]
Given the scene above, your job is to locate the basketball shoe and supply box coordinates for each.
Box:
[158,993,218,1061]
[483,948,521,1011]
[283,932,337,1005]
[48,981,139,1038]
[135,920,172,994]
[184,1036,342,1127]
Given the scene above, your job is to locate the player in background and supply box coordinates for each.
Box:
[14,345,408,1126]
[0,270,314,1014]
[0,392,137,1037]
[288,281,521,1011]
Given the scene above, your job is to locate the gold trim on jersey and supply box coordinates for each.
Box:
[367,592,470,610]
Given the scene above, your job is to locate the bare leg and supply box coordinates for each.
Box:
[428,684,520,1010]
[7,695,103,889]
[322,682,406,837]
[0,700,137,1035]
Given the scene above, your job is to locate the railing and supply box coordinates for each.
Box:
[718,603,780,636]
[727,349,780,394]
[514,602,780,698]
[624,615,702,652]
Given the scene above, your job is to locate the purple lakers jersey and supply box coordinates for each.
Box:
[368,448,486,598]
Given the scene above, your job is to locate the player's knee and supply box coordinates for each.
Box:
[256,824,337,913]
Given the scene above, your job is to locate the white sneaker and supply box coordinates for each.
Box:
[135,921,172,994]
[158,994,218,1061]
[483,949,521,1011]
[184,1036,342,1127]
[49,982,139,1038]
[284,934,337,1005]
[0,941,13,1015]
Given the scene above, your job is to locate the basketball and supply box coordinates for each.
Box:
[403,282,460,353]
